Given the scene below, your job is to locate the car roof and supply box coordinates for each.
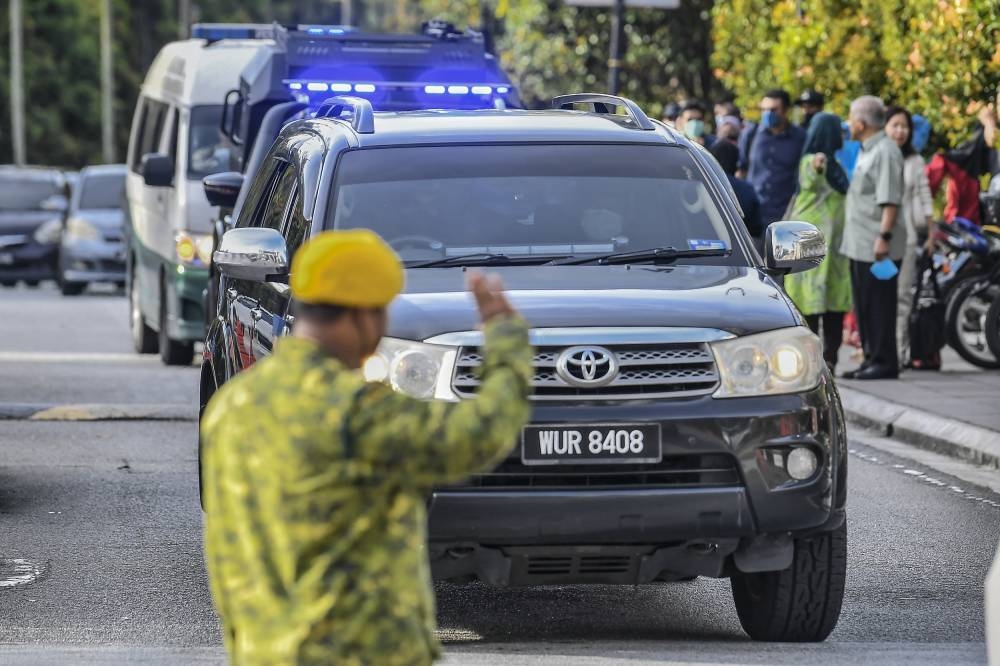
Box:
[325,109,683,147]
[0,165,64,181]
[79,164,128,178]
[141,38,272,107]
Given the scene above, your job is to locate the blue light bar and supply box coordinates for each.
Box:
[447,85,470,95]
[471,85,492,95]
[289,82,303,90]
[424,85,446,94]
[307,82,329,92]
[354,84,376,93]
[497,86,509,94]
[307,28,325,35]
[330,83,352,92]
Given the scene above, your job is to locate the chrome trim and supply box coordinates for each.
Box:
[424,327,736,347]
[214,228,289,282]
[555,346,619,388]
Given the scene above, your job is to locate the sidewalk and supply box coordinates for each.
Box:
[836,345,1000,469]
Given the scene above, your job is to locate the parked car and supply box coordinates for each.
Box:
[57,164,128,295]
[0,166,68,287]
[200,94,848,642]
[124,33,271,364]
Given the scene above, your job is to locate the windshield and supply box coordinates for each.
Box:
[329,144,737,265]
[0,178,60,211]
[188,105,231,179]
[78,173,125,210]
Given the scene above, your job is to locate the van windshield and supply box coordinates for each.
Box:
[329,144,739,265]
[188,105,231,179]
[78,173,125,210]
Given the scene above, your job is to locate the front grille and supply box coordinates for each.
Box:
[452,342,720,400]
[454,453,740,490]
[526,555,632,576]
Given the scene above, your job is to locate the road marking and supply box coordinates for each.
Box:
[0,352,152,364]
[0,559,44,588]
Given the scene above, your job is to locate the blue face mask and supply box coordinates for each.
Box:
[761,109,782,129]
[684,119,706,139]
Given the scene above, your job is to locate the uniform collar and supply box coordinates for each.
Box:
[861,131,885,152]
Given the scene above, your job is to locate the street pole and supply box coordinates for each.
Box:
[340,0,353,26]
[178,0,191,39]
[100,0,116,164]
[10,0,26,166]
[607,0,624,95]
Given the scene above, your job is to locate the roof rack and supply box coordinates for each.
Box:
[552,93,656,131]
[315,96,375,134]
[191,23,278,43]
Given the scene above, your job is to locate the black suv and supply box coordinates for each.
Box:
[200,94,848,642]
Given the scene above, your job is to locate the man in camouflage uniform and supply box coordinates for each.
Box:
[201,229,532,665]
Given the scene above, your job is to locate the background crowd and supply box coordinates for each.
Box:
[663,89,1000,380]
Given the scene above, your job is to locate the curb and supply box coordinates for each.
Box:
[0,403,197,422]
[838,386,1000,469]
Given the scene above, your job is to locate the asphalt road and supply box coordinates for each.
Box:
[1,284,998,665]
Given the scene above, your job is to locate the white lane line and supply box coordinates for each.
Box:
[0,352,150,364]
[0,559,44,588]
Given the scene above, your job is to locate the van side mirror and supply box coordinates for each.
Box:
[214,227,289,282]
[140,153,174,188]
[764,220,827,275]
[203,171,244,209]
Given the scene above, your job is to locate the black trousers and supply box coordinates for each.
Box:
[804,312,845,367]
[849,259,899,373]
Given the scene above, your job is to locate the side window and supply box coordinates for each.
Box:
[166,108,180,163]
[235,158,285,229]
[263,167,296,232]
[133,99,168,173]
[130,99,148,173]
[282,191,310,260]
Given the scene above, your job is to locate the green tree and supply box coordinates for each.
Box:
[712,0,1000,145]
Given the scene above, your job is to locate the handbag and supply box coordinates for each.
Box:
[907,254,945,370]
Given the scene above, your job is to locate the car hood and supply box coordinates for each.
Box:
[72,209,123,230]
[387,264,799,341]
[0,210,61,235]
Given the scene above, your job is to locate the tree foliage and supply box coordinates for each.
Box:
[712,0,1000,145]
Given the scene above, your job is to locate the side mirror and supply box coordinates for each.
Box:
[140,153,174,188]
[203,171,244,209]
[764,220,827,275]
[214,227,289,282]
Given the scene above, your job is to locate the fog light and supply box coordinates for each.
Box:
[786,447,818,480]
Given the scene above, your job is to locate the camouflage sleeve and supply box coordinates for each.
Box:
[345,316,533,487]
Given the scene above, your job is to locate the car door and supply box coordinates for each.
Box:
[223,159,295,373]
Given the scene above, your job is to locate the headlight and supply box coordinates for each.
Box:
[66,217,101,241]
[711,327,822,398]
[175,232,213,267]
[362,337,458,400]
[33,219,63,245]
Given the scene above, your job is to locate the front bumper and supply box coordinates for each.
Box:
[60,237,126,283]
[0,241,57,281]
[166,266,208,342]
[428,379,846,583]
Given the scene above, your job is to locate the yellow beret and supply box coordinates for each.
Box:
[290,229,404,307]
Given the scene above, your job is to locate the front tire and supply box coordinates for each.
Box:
[158,284,194,366]
[945,280,1000,368]
[129,265,158,354]
[731,522,847,642]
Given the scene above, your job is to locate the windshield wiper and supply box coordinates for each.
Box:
[548,246,730,266]
[407,253,572,268]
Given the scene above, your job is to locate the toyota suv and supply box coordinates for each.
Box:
[199,94,848,643]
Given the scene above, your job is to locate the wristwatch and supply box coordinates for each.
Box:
[879,230,893,241]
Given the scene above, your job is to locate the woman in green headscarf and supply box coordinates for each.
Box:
[784,111,853,371]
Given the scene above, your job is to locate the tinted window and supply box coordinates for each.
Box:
[330,144,737,264]
[188,105,230,178]
[282,192,309,260]
[0,177,60,211]
[263,167,296,231]
[78,173,126,210]
[132,99,168,174]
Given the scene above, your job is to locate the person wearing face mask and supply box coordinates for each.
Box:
[677,100,715,147]
[737,89,807,228]
[201,230,532,665]
[884,106,936,368]
[840,95,905,381]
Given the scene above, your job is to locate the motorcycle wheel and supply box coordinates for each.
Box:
[945,279,1000,368]
[985,294,1000,360]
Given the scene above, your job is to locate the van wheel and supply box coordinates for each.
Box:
[159,286,194,366]
[730,522,846,642]
[129,268,158,354]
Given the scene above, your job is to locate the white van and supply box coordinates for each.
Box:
[125,36,269,365]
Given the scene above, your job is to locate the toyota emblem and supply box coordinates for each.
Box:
[555,346,619,387]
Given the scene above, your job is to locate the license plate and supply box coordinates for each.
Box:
[521,424,662,465]
[0,253,12,265]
